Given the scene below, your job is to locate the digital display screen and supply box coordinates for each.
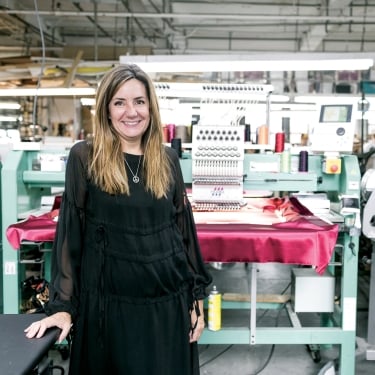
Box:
[319,104,352,123]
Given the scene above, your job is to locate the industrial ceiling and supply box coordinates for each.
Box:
[1,0,375,90]
[1,0,375,59]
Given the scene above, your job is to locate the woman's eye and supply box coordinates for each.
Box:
[114,101,125,106]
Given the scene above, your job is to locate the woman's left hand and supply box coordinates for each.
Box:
[189,300,205,343]
[24,311,72,343]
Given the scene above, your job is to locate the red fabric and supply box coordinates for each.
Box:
[6,210,59,250]
[6,196,338,275]
[197,216,338,275]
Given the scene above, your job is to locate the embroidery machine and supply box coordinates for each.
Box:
[178,123,360,375]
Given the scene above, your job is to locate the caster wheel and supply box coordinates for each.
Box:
[306,344,321,363]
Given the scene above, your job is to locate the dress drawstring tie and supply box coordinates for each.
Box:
[95,225,107,347]
[190,299,201,333]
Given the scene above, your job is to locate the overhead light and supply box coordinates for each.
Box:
[294,95,359,104]
[0,102,21,109]
[0,115,19,122]
[120,54,374,72]
[271,103,316,111]
[80,97,96,106]
[0,87,96,97]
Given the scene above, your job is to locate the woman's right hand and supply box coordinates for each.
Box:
[24,311,72,343]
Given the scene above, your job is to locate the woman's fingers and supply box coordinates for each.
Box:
[24,312,72,343]
[24,320,47,339]
[190,316,205,342]
[58,321,73,343]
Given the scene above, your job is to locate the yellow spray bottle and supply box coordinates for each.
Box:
[208,285,221,331]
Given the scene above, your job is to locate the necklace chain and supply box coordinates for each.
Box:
[125,156,141,184]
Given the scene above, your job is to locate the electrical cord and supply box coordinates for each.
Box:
[32,0,46,135]
[199,281,291,373]
[199,344,234,368]
[248,302,287,375]
[250,345,276,375]
[198,343,210,355]
[246,276,291,374]
[256,281,291,324]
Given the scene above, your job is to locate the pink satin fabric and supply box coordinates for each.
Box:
[196,196,338,275]
[197,216,338,275]
[6,210,59,250]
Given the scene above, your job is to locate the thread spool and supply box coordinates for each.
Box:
[245,124,251,142]
[162,126,169,142]
[174,125,188,143]
[171,138,182,158]
[168,124,176,142]
[282,117,290,143]
[275,132,285,153]
[257,125,269,145]
[280,149,291,173]
[298,150,309,172]
[185,125,192,143]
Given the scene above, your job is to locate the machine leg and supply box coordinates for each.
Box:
[366,242,375,360]
[250,263,257,345]
[339,335,356,375]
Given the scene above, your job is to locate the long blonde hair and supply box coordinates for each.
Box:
[89,64,170,198]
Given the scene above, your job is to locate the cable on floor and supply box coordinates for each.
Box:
[256,282,291,324]
[199,344,234,368]
[198,344,210,355]
[200,273,292,372]
[247,302,288,375]
[249,344,276,375]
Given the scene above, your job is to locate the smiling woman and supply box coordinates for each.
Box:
[24,63,212,375]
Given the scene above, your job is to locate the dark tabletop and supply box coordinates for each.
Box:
[0,314,60,375]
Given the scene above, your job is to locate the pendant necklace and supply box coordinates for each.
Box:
[125,156,141,183]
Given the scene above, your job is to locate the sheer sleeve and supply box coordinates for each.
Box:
[44,141,89,321]
[167,147,212,300]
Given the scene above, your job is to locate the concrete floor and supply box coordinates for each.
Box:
[48,262,375,375]
[197,263,374,375]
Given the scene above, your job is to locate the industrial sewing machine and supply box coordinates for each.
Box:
[178,123,361,375]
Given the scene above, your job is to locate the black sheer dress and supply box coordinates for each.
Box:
[45,140,212,375]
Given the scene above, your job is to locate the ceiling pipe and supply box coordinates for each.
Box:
[2,10,375,23]
[72,2,113,40]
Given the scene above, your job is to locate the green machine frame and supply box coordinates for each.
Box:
[183,152,361,375]
[1,149,360,375]
[1,149,66,315]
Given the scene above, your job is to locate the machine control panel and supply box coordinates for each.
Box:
[310,104,355,153]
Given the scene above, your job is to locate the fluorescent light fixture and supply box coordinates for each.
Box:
[0,102,21,109]
[0,87,96,97]
[80,97,96,106]
[294,95,360,104]
[120,54,374,72]
[271,103,316,111]
[0,115,19,121]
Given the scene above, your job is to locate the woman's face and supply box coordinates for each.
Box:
[108,78,150,150]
